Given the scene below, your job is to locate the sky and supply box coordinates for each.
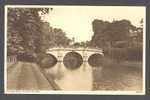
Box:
[42,6,146,42]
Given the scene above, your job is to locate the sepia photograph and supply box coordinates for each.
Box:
[5,5,146,95]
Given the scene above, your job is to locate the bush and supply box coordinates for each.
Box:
[17,53,37,62]
[104,46,143,61]
[126,47,143,61]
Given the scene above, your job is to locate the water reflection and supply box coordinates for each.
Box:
[45,62,96,91]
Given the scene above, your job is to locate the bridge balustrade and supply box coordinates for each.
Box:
[44,47,104,70]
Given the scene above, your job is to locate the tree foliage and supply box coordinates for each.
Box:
[7,8,71,59]
[91,19,136,48]
[91,19,143,61]
[40,22,71,50]
[7,8,47,56]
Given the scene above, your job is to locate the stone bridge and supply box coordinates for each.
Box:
[45,47,104,90]
[7,47,105,91]
[46,47,104,69]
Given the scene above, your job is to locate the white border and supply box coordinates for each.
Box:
[4,5,146,95]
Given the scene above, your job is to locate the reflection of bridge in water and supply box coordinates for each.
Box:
[7,47,143,92]
[44,47,104,90]
[7,47,105,91]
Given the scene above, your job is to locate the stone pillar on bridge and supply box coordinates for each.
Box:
[46,47,104,67]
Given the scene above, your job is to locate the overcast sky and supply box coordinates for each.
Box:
[42,6,146,42]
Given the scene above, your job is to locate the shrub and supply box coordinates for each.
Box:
[104,46,143,61]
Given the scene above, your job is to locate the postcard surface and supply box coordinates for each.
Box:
[5,5,146,95]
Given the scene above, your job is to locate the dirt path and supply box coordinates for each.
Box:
[7,62,54,90]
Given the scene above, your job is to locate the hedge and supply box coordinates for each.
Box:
[104,46,143,61]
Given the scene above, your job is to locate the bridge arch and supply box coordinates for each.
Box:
[88,53,104,67]
[39,53,58,68]
[63,51,83,70]
[46,47,104,69]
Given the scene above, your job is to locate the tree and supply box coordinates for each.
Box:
[52,28,71,47]
[91,19,136,48]
[7,8,71,61]
[137,18,143,43]
[7,8,49,56]
[104,20,134,47]
[91,19,110,47]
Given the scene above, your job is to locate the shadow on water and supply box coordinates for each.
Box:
[7,57,143,91]
[92,59,143,91]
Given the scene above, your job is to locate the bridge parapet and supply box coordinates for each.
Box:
[46,47,104,62]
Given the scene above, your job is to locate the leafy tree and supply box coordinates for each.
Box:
[104,20,135,47]
[7,8,71,61]
[137,18,143,43]
[52,28,71,47]
[91,19,110,47]
[73,42,81,47]
[7,8,49,56]
[91,19,136,48]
